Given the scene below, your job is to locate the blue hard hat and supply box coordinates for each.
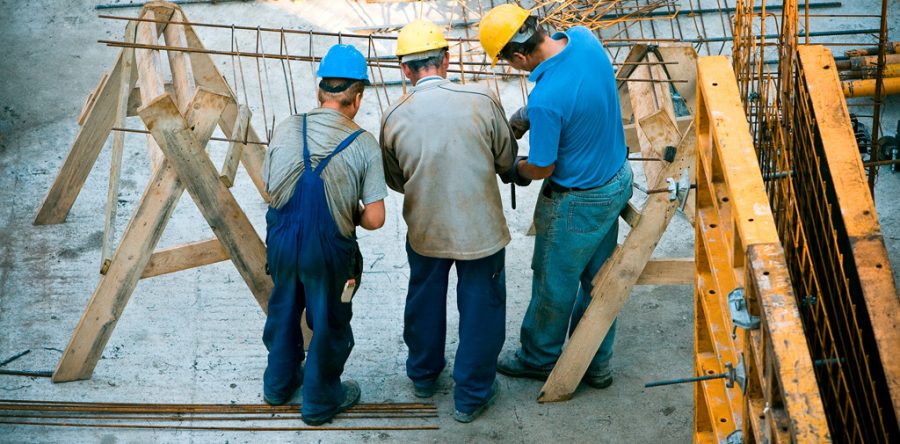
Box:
[317,44,370,83]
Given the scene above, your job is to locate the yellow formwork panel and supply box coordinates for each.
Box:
[694,56,829,443]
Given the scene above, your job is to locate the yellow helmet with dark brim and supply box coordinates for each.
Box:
[478,4,532,67]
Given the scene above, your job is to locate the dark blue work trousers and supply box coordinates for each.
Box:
[404,242,506,414]
[263,115,363,420]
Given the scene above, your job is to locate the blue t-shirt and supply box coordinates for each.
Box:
[526,26,626,189]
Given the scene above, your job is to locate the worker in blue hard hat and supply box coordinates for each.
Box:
[261,43,387,426]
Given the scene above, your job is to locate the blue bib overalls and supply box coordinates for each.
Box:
[263,114,364,419]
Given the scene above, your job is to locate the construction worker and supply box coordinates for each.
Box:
[479,5,634,389]
[261,44,387,426]
[380,19,520,423]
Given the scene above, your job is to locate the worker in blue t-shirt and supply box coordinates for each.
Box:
[479,4,634,390]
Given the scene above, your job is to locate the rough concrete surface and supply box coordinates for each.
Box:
[0,1,896,443]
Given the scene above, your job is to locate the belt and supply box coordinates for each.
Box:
[542,180,598,198]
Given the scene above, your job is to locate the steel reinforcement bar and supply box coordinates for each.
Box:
[694,56,829,443]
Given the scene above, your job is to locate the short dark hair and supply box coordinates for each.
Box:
[402,49,448,73]
[498,16,547,60]
[317,78,365,107]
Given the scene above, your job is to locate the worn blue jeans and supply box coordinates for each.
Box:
[518,162,633,374]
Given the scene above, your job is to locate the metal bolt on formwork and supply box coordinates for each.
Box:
[645,355,747,393]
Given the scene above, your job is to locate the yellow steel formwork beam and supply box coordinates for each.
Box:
[694,56,829,443]
[792,45,900,440]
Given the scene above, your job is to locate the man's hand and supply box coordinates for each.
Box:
[509,106,529,140]
[499,155,532,187]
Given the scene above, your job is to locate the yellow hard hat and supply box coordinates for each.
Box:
[396,19,449,59]
[478,4,531,67]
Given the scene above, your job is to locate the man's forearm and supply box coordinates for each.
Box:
[519,160,555,180]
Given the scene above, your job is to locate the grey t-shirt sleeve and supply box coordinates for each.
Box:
[360,135,388,205]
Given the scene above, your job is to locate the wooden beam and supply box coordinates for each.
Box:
[33,50,126,225]
[52,88,228,383]
[636,258,694,285]
[220,105,251,188]
[625,115,692,153]
[160,8,195,113]
[134,8,166,171]
[180,21,269,201]
[101,21,139,274]
[138,92,272,311]
[142,238,228,279]
[620,201,640,227]
[538,111,694,402]
[657,44,699,115]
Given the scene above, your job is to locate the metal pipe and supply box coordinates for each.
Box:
[96,0,250,10]
[843,77,900,98]
[0,370,52,378]
[644,372,727,388]
[0,420,440,431]
[111,127,269,145]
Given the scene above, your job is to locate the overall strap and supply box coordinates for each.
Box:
[313,129,365,175]
[301,113,311,170]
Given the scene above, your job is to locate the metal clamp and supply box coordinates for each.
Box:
[665,169,692,211]
[728,287,760,338]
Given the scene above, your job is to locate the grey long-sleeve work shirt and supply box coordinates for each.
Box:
[380,76,516,260]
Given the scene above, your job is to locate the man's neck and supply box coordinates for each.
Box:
[321,102,356,119]
[410,68,444,86]
[531,34,568,69]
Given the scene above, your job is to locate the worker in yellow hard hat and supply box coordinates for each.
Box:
[480,4,633,394]
[382,18,520,423]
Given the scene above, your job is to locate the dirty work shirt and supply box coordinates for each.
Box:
[263,109,387,238]
[526,26,627,189]
[380,77,516,260]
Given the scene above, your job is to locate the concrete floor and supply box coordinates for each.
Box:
[0,1,896,443]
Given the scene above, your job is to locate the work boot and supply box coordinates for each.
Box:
[582,367,613,389]
[302,380,362,426]
[496,350,550,381]
[412,378,438,398]
[453,380,499,423]
[263,363,304,406]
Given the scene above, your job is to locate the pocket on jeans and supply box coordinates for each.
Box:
[567,199,614,233]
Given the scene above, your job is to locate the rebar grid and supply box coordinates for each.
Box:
[731,1,898,441]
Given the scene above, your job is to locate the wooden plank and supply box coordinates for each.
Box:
[631,57,676,188]
[134,8,166,171]
[620,201,640,227]
[77,72,110,127]
[636,258,693,285]
[33,50,126,225]
[142,238,229,279]
[160,8,195,112]
[537,112,694,402]
[53,88,228,383]
[138,91,272,311]
[220,105,251,188]
[101,21,139,274]
[657,44,699,115]
[181,22,268,201]
[625,115,692,153]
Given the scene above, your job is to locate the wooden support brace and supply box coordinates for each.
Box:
[101,22,139,274]
[636,258,694,285]
[52,88,229,383]
[135,8,166,172]
[180,20,268,201]
[138,92,271,311]
[142,238,228,279]
[33,50,127,225]
[220,105,251,188]
[537,111,695,402]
